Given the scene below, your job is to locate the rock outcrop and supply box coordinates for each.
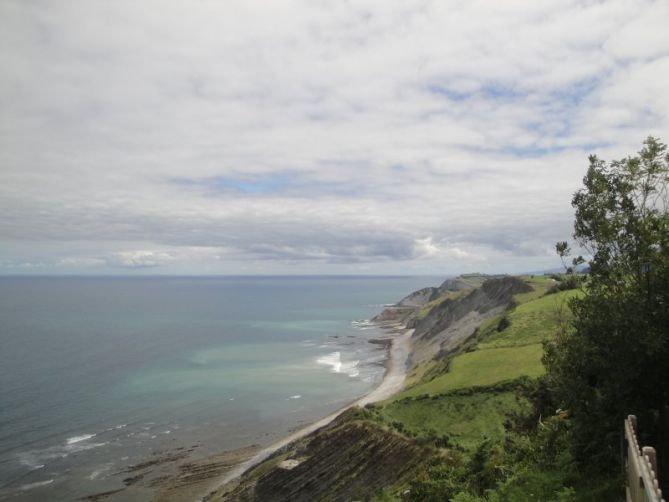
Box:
[396,286,441,307]
[408,276,531,367]
[438,273,505,293]
[216,411,430,502]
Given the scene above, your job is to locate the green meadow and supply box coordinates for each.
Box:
[378,279,580,453]
[381,387,531,451]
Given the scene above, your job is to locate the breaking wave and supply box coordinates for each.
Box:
[316,352,360,377]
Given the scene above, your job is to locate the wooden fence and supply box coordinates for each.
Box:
[625,415,665,502]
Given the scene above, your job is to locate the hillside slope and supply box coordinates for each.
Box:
[207,274,599,501]
[408,276,532,367]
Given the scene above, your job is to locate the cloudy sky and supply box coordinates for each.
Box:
[1,0,668,275]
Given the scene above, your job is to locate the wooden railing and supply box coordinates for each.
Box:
[625,415,665,502]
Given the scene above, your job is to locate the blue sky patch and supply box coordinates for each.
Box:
[172,173,368,198]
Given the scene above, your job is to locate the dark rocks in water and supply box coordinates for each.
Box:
[122,452,188,473]
[123,473,145,486]
[367,338,392,348]
[78,488,126,501]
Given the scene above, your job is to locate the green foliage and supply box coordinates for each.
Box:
[545,274,583,294]
[476,290,579,350]
[466,439,509,494]
[406,459,468,501]
[545,136,669,473]
[556,242,586,274]
[497,316,510,332]
[397,344,545,398]
[381,378,621,501]
[513,276,556,303]
[383,388,530,450]
[451,493,486,502]
[403,414,590,502]
[370,488,401,502]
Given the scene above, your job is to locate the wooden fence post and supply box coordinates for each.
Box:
[644,447,658,475]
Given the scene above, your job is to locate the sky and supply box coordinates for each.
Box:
[1,0,668,276]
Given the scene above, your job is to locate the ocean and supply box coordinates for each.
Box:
[0,275,437,501]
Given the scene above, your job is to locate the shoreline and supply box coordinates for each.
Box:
[198,322,413,500]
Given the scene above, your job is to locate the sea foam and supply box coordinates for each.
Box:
[19,479,54,491]
[66,434,96,445]
[316,352,360,377]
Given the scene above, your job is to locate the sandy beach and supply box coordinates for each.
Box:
[198,323,413,500]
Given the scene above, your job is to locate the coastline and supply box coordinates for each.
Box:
[198,322,413,501]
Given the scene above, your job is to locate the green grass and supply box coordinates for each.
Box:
[397,284,578,401]
[476,289,579,350]
[382,390,530,451]
[513,275,556,304]
[396,344,545,398]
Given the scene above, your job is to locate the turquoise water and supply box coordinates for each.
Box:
[0,275,436,500]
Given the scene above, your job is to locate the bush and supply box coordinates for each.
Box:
[497,316,510,332]
[545,274,582,295]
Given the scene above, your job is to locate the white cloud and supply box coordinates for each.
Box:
[109,251,175,269]
[58,257,107,268]
[0,0,667,275]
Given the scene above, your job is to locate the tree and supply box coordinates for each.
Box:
[544,137,669,476]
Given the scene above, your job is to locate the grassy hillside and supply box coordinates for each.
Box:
[476,288,580,350]
[210,276,619,501]
[380,383,532,451]
[396,344,544,399]
[400,286,578,401]
[367,277,620,500]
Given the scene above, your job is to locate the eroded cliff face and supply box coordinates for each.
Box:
[372,273,503,324]
[408,277,531,367]
[437,273,502,293]
[396,286,441,307]
[373,275,531,368]
[215,410,431,502]
[372,286,440,322]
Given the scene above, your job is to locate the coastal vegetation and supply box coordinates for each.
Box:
[544,136,669,479]
[210,137,668,501]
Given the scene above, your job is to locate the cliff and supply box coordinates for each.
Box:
[408,276,531,367]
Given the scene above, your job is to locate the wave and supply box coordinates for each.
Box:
[108,424,127,431]
[316,352,360,378]
[15,433,108,473]
[19,479,53,491]
[18,456,45,470]
[352,319,379,330]
[287,395,302,400]
[66,433,96,445]
[88,463,112,480]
